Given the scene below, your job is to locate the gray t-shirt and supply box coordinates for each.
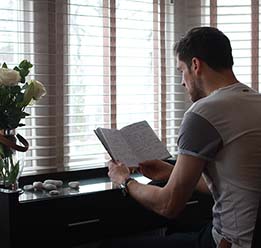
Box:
[178,83,261,247]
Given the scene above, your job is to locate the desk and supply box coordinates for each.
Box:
[0,168,213,248]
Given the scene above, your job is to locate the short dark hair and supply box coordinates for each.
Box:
[174,26,234,71]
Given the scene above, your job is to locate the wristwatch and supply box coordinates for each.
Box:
[120,177,136,196]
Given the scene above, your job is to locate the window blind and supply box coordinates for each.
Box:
[66,0,177,168]
[0,0,179,173]
[0,0,259,174]
[200,0,259,91]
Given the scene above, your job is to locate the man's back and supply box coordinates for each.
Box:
[188,82,261,247]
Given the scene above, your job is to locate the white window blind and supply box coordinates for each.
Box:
[67,0,177,168]
[200,0,259,91]
[0,0,179,173]
[0,0,259,174]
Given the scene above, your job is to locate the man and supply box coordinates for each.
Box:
[106,27,261,248]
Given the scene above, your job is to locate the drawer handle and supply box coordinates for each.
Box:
[68,218,100,227]
[186,200,199,205]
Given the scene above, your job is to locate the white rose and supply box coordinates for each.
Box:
[30,79,46,100]
[0,68,21,86]
[22,79,46,107]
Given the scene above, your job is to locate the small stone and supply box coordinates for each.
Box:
[68,181,80,189]
[33,181,43,190]
[43,183,57,191]
[23,184,34,191]
[43,179,63,187]
[49,190,59,195]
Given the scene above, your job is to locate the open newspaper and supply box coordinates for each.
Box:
[94,120,171,167]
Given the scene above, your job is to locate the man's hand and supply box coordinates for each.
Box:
[107,160,130,185]
[138,159,173,181]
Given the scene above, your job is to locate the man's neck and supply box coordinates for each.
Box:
[203,69,239,96]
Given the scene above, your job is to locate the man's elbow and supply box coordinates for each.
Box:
[159,199,185,219]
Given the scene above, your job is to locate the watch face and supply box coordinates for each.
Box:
[120,184,128,197]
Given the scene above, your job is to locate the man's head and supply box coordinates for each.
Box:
[174,27,234,102]
[174,26,234,71]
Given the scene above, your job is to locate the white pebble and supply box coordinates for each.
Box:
[23,184,34,191]
[33,181,43,190]
[49,190,59,195]
[68,181,80,189]
[43,183,57,191]
[43,179,63,187]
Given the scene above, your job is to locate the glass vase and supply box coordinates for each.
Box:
[0,129,24,190]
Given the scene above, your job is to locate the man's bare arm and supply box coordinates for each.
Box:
[138,159,173,181]
[195,175,210,194]
[126,154,207,219]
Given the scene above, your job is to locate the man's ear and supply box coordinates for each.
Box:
[191,57,201,75]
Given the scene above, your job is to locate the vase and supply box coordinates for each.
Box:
[0,129,28,190]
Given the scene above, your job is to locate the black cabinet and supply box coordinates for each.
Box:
[0,169,213,248]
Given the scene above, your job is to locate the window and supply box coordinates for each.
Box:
[0,0,259,174]
[66,0,176,169]
[200,0,257,91]
[0,0,177,173]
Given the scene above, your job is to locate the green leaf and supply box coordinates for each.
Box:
[13,66,20,72]
[0,144,5,157]
[20,68,30,78]
[10,85,21,94]
[16,92,24,103]
[15,60,33,84]
[8,161,19,184]
[18,60,33,83]
[0,158,4,172]
[2,62,8,68]
[3,158,10,176]
[20,75,25,84]
[19,60,33,69]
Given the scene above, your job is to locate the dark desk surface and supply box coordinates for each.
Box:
[18,175,151,203]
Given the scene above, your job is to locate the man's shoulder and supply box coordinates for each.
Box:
[186,94,222,117]
[186,83,255,117]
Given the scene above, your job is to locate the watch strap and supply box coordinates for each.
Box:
[121,177,136,196]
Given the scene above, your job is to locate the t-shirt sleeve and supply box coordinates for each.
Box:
[177,111,223,161]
